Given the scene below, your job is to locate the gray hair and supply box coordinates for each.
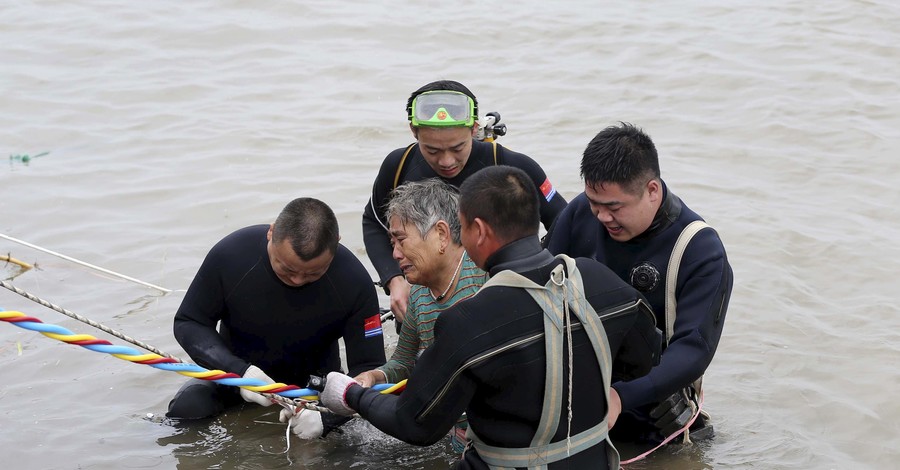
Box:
[386,178,461,244]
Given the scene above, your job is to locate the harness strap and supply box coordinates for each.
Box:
[392,143,418,190]
[467,255,619,469]
[664,221,711,345]
[664,221,713,445]
[471,423,612,469]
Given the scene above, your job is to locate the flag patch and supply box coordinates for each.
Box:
[540,178,557,201]
[364,314,383,338]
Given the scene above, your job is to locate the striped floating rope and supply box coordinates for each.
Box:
[1,309,402,401]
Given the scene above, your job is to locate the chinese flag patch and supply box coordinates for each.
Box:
[539,178,557,202]
[364,314,383,338]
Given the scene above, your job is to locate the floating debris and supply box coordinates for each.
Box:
[8,151,49,165]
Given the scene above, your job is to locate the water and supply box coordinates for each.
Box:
[2,1,899,468]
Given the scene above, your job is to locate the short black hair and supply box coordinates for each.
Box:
[272,198,339,260]
[580,122,660,195]
[459,166,539,242]
[406,80,479,124]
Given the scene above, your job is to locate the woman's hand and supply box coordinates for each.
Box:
[354,369,388,388]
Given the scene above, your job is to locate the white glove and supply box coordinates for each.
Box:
[279,407,324,439]
[319,371,360,416]
[240,365,276,407]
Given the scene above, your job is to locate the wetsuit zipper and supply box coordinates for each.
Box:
[418,300,646,420]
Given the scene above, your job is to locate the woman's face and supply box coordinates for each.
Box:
[388,215,443,288]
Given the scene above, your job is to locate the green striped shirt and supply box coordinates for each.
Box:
[379,252,488,383]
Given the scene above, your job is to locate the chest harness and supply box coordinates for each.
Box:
[465,255,620,470]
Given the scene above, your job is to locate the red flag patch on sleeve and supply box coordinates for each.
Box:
[539,178,557,202]
[364,314,383,338]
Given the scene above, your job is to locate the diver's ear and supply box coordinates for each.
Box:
[646,178,662,204]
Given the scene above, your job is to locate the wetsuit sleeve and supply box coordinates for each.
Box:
[610,303,662,383]
[378,301,421,383]
[612,232,733,410]
[500,146,568,230]
[340,256,387,376]
[173,243,250,375]
[346,305,477,446]
[363,147,410,290]
[544,193,595,255]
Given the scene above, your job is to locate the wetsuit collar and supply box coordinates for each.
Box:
[484,236,554,276]
[631,180,683,243]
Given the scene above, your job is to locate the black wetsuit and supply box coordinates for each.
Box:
[363,140,568,289]
[167,225,386,418]
[544,182,733,442]
[344,238,661,469]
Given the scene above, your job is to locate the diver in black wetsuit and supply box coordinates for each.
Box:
[322,166,661,469]
[544,123,733,452]
[363,80,568,324]
[166,198,385,439]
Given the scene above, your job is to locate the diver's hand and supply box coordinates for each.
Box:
[354,369,387,388]
[387,276,410,324]
[608,386,622,430]
[320,372,360,416]
[239,365,276,407]
[650,389,694,436]
[279,407,325,439]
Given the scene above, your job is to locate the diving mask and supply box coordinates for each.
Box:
[409,91,476,128]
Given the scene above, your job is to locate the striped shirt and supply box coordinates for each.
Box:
[379,252,488,383]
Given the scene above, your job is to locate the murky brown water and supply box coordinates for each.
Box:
[2,1,899,468]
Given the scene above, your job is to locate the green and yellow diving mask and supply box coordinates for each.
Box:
[409,91,476,128]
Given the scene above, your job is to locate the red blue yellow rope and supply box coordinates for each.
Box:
[1,309,403,399]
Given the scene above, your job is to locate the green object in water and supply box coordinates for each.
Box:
[9,151,49,164]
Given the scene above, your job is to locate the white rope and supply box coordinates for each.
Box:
[0,233,171,293]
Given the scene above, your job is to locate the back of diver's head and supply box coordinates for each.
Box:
[406,80,479,124]
[458,165,540,243]
[272,197,339,261]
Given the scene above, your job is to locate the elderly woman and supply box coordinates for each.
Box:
[355,178,486,452]
[356,178,488,389]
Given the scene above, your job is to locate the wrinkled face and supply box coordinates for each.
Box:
[414,125,477,179]
[389,215,441,287]
[584,180,660,242]
[267,229,333,287]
